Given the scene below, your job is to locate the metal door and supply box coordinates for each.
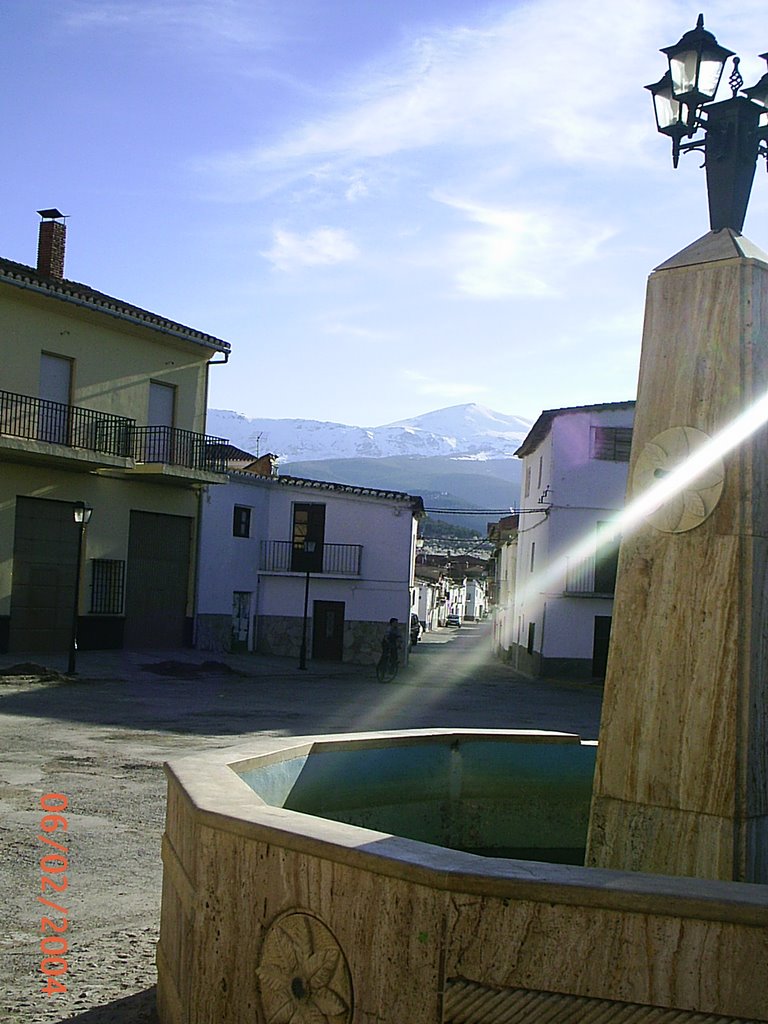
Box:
[124,511,192,648]
[311,601,345,661]
[9,497,79,652]
[231,591,251,651]
[592,615,612,678]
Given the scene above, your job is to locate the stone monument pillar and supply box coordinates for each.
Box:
[586,228,768,882]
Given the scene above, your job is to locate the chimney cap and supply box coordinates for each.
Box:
[37,208,66,220]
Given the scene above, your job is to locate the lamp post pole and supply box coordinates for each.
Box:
[68,501,92,675]
[297,538,318,671]
[298,569,311,671]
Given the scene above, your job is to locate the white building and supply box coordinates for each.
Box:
[487,514,518,656]
[196,470,424,665]
[510,401,635,678]
[465,577,488,621]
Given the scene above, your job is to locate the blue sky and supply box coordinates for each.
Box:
[5,0,768,426]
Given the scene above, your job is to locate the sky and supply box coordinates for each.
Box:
[5,0,768,428]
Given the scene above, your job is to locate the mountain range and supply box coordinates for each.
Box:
[206,404,533,531]
[207,404,532,462]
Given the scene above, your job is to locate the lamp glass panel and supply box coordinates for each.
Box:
[654,88,681,130]
[697,55,725,98]
[670,51,699,95]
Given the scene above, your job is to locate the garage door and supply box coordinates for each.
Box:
[124,511,192,649]
[9,496,79,652]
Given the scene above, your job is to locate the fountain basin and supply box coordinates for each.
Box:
[157,729,768,1023]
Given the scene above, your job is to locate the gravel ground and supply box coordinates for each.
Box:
[0,626,603,1023]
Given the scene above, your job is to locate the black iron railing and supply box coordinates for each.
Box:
[130,425,229,472]
[0,390,133,456]
[0,390,230,472]
[260,540,363,576]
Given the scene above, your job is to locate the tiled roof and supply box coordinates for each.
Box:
[0,257,230,353]
[514,400,635,458]
[229,468,425,514]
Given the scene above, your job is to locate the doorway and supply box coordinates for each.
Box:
[9,496,79,652]
[124,511,192,648]
[312,601,345,661]
[592,615,612,678]
[231,592,251,651]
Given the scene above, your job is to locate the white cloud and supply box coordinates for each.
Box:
[433,193,614,299]
[262,227,359,271]
[64,0,275,47]
[403,370,490,400]
[202,0,680,197]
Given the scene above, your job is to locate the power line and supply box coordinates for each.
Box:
[424,507,548,515]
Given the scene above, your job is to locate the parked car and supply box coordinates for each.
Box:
[446,614,462,627]
[410,613,422,645]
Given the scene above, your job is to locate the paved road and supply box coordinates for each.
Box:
[0,623,602,1023]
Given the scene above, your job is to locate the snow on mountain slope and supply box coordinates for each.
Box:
[207,404,532,462]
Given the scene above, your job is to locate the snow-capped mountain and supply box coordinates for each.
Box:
[207,404,532,462]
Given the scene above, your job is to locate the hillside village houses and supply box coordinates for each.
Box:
[490,402,635,679]
[0,210,424,665]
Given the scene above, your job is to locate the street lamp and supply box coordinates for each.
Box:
[298,540,316,671]
[646,14,768,231]
[68,501,93,675]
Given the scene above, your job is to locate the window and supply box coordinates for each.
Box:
[90,559,125,614]
[591,426,633,461]
[530,542,535,572]
[524,464,532,497]
[527,621,536,655]
[233,505,251,538]
[537,455,543,489]
[290,503,325,572]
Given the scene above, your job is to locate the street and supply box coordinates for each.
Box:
[0,623,602,1023]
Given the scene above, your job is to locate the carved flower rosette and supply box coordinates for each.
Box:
[257,911,353,1024]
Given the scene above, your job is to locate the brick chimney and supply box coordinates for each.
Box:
[36,209,67,278]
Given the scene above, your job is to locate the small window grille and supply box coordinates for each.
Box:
[90,559,125,614]
[591,426,633,461]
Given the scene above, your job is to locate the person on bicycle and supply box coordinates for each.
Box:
[382,617,400,662]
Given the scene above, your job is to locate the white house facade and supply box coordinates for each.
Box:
[465,578,488,621]
[196,471,424,665]
[510,401,635,678]
[487,514,518,658]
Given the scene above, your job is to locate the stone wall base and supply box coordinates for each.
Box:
[257,615,392,666]
[196,614,233,654]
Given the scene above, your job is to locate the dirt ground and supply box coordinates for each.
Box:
[0,626,603,1023]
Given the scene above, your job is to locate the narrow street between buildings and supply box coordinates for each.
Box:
[0,623,602,1023]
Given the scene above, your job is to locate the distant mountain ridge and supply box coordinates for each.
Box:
[206,403,532,462]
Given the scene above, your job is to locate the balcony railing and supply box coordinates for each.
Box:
[260,540,363,576]
[564,553,617,597]
[0,390,133,456]
[131,425,229,472]
[0,390,229,472]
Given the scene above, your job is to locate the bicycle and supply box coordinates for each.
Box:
[376,645,399,683]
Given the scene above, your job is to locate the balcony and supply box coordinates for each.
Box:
[260,541,363,576]
[564,553,617,598]
[0,389,134,466]
[0,389,229,478]
[131,426,228,473]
